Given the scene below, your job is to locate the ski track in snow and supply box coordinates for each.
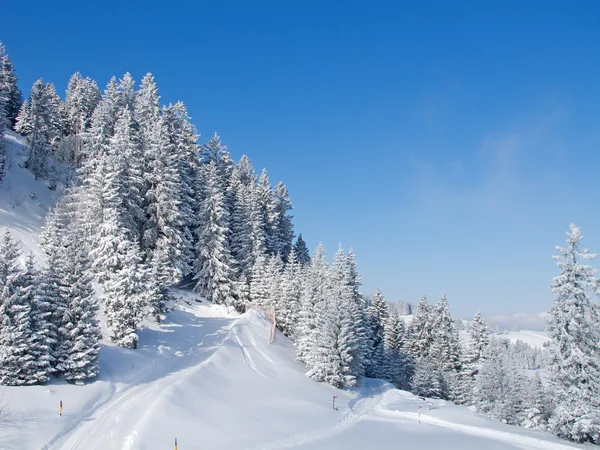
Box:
[367,410,579,450]
[43,320,234,450]
[255,381,389,450]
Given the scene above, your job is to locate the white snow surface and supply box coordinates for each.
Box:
[501,330,550,348]
[0,133,586,449]
[0,302,589,450]
[0,130,62,261]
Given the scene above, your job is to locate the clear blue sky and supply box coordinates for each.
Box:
[4,1,600,327]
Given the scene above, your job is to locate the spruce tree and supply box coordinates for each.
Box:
[271,181,294,260]
[296,243,329,363]
[406,296,435,359]
[0,263,36,385]
[293,234,311,266]
[365,289,388,378]
[547,224,600,443]
[193,161,235,306]
[15,79,63,179]
[0,42,23,129]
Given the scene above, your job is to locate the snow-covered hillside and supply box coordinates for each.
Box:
[0,298,588,450]
[0,130,62,260]
[501,330,549,348]
[0,132,586,449]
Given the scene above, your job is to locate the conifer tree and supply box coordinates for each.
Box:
[193,162,235,306]
[60,234,101,383]
[22,254,53,384]
[0,228,21,289]
[271,181,294,260]
[293,234,311,266]
[278,247,302,336]
[547,224,600,443]
[0,42,23,129]
[365,289,388,378]
[406,296,435,359]
[15,79,63,179]
[162,102,199,276]
[296,244,329,363]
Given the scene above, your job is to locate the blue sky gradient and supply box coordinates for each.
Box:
[3,1,600,326]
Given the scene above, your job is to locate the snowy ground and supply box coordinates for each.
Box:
[0,133,586,449]
[0,300,590,450]
[501,330,550,348]
[0,130,63,261]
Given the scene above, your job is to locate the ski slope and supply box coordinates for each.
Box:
[0,302,590,450]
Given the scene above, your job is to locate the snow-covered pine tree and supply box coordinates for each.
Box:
[365,289,388,378]
[229,157,255,287]
[474,338,527,425]
[141,113,186,314]
[0,257,37,385]
[0,42,23,129]
[278,247,302,337]
[384,311,411,389]
[406,295,434,359]
[521,372,551,431]
[116,73,136,118]
[547,224,600,443]
[295,243,329,363]
[102,240,149,348]
[411,357,446,399]
[455,310,489,405]
[15,79,63,179]
[193,161,235,306]
[265,254,283,308]
[61,72,100,168]
[60,231,101,384]
[255,169,276,254]
[429,293,461,399]
[22,253,53,384]
[271,181,294,261]
[293,234,311,266]
[249,253,269,306]
[330,246,364,384]
[162,102,199,277]
[0,228,21,289]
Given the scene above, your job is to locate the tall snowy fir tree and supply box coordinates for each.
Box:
[277,247,302,337]
[365,289,388,378]
[406,296,434,359]
[162,101,199,277]
[0,228,21,288]
[0,42,23,129]
[546,224,600,443]
[15,79,63,179]
[271,181,294,261]
[429,293,461,399]
[455,309,489,405]
[295,244,329,363]
[61,72,100,169]
[193,161,235,307]
[21,254,53,384]
[60,234,101,384]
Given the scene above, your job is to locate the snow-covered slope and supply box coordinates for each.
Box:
[0,298,589,450]
[0,130,62,260]
[501,330,549,348]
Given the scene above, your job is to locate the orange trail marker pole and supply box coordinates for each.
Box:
[59,400,63,417]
